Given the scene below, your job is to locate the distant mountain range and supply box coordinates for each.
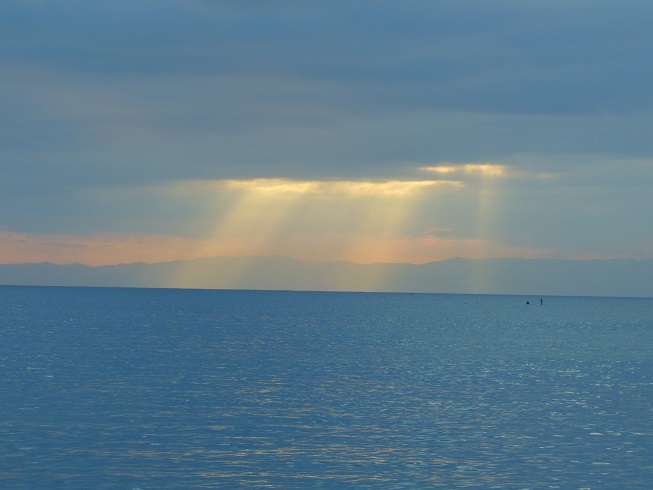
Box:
[1,256,652,297]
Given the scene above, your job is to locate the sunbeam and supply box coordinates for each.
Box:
[422,163,510,292]
[165,178,460,289]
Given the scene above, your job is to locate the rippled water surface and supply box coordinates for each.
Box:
[1,286,653,488]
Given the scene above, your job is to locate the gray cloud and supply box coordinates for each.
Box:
[5,1,653,112]
[2,0,653,260]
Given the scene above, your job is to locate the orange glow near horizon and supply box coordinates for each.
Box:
[0,229,557,268]
[0,231,207,266]
[1,169,563,279]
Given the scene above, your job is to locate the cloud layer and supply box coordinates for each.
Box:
[2,1,653,266]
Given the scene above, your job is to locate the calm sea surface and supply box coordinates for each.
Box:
[1,286,652,489]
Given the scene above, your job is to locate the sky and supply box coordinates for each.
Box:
[2,0,653,267]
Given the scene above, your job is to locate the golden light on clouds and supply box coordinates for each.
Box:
[2,165,557,289]
[217,178,461,196]
[421,163,508,177]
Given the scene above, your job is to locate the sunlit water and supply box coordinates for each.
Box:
[1,286,652,488]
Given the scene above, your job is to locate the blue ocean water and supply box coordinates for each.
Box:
[1,286,652,489]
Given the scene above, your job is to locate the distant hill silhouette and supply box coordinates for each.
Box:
[1,256,652,297]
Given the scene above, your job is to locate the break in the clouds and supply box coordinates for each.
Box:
[1,1,653,267]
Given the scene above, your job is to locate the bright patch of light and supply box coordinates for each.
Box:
[421,163,508,177]
[218,178,461,196]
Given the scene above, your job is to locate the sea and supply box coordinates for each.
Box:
[1,286,652,489]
